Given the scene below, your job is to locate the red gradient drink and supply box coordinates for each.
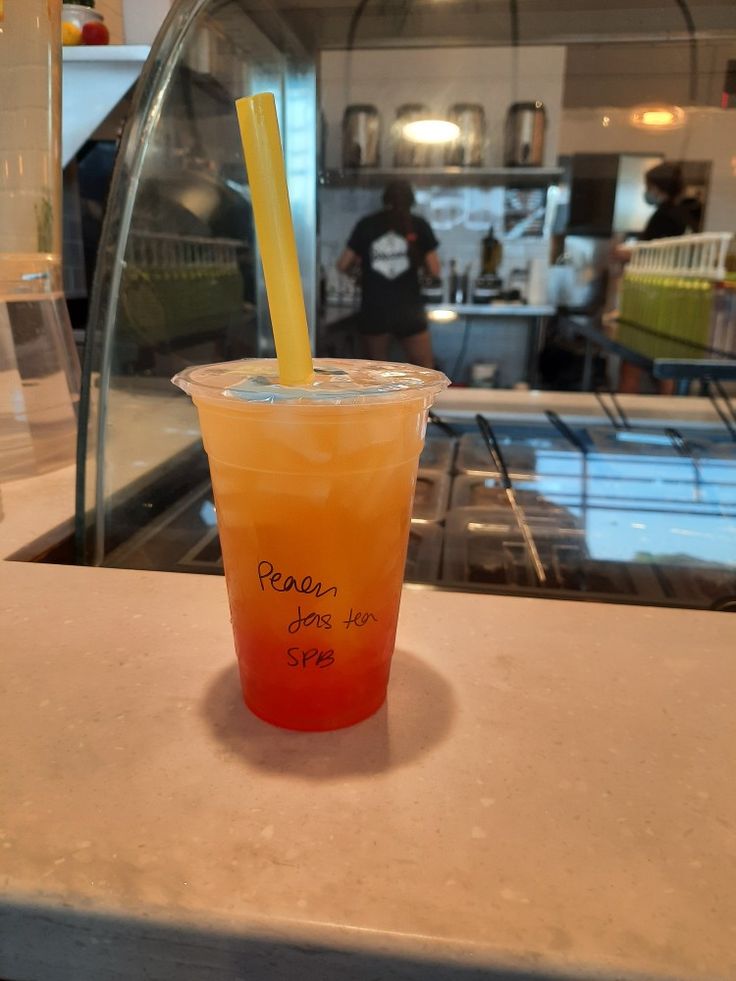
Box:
[174,358,448,730]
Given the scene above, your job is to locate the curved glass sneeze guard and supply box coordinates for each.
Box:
[76,0,317,566]
[75,0,736,610]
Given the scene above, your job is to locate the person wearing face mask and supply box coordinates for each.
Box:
[614,163,690,264]
[639,162,691,241]
[614,162,692,392]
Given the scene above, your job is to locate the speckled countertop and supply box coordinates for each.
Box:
[2,558,735,981]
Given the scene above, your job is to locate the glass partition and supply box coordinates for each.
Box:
[76,0,317,564]
[75,0,736,609]
[307,1,736,392]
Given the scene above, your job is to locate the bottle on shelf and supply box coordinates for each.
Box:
[447,259,458,303]
[473,227,504,303]
[462,263,472,303]
[480,226,502,276]
[447,259,468,304]
[619,233,736,359]
[419,268,443,304]
[507,265,529,303]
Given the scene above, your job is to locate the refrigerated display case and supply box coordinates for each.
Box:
[80,373,736,611]
[434,410,736,610]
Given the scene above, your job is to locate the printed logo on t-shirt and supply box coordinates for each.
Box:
[370,231,409,280]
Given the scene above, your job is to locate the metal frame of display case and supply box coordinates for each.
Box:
[75,0,318,567]
[562,315,736,395]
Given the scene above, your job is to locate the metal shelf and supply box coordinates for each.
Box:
[319,166,562,189]
[653,359,736,382]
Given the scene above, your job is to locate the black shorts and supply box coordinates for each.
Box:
[357,308,428,339]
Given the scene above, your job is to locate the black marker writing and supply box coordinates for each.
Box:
[258,560,337,599]
[286,647,335,669]
[342,608,379,630]
[288,605,333,635]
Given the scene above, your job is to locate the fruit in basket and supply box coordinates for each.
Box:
[82,19,109,44]
[62,21,83,45]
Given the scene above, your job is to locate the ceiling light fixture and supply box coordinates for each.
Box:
[630,105,686,130]
[402,119,460,145]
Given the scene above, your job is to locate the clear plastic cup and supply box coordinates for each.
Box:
[173,358,449,731]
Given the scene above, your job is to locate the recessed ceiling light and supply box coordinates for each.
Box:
[630,105,685,130]
[402,119,460,145]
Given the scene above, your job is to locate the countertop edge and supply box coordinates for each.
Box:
[0,893,687,981]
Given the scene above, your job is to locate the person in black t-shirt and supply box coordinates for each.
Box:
[615,162,691,263]
[616,162,692,393]
[640,162,691,241]
[337,181,440,368]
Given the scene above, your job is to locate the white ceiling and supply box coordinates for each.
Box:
[248,0,735,46]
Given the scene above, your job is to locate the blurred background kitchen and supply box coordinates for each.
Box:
[54,0,736,395]
[3,0,736,609]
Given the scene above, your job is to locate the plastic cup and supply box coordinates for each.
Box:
[173,357,449,731]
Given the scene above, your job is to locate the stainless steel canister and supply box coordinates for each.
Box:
[342,104,381,168]
[503,101,546,167]
[444,103,485,167]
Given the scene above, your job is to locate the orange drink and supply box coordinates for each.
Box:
[174,358,448,730]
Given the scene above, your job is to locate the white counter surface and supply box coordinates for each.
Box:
[2,558,735,981]
[2,391,736,980]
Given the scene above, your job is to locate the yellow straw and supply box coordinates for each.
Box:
[235,93,313,386]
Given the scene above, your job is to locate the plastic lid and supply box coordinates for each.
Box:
[173,358,449,405]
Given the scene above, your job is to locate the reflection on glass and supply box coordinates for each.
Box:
[73,0,736,614]
[77,0,316,564]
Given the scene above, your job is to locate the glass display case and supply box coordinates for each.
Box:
[423,406,736,610]
[76,0,317,564]
[75,0,736,611]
